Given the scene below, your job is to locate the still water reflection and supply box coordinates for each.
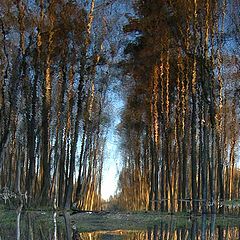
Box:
[0,211,239,240]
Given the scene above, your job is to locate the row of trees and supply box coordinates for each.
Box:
[0,0,117,209]
[116,0,240,213]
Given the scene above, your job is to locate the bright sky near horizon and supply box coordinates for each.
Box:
[101,145,120,200]
[101,92,123,200]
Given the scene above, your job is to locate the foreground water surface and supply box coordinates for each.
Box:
[0,211,239,239]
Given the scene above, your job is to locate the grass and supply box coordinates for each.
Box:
[70,211,240,232]
[1,213,237,240]
[0,204,240,238]
[0,209,16,227]
[0,209,65,239]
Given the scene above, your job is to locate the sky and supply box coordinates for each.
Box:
[94,0,133,200]
[101,91,124,200]
[101,141,121,200]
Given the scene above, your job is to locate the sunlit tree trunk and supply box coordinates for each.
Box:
[40,6,55,204]
[152,65,159,211]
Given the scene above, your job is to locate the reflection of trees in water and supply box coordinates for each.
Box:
[76,223,240,240]
[150,223,239,240]
[77,230,147,240]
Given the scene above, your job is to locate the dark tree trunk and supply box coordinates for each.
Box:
[216,133,224,214]
[191,89,197,213]
[202,103,208,214]
[182,131,187,212]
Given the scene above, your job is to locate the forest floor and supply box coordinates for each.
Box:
[1,207,240,234]
[69,211,240,232]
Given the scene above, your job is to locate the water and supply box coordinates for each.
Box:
[0,211,239,239]
[79,224,240,240]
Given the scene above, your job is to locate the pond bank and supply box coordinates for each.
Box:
[1,209,240,230]
[1,210,240,239]
[69,211,240,232]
